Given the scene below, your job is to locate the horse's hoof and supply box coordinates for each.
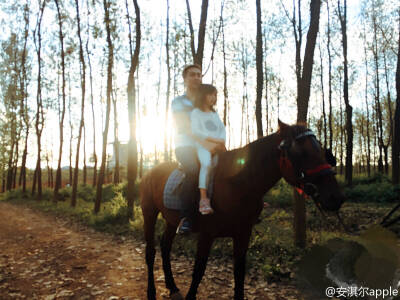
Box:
[171,291,184,300]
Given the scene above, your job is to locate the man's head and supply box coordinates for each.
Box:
[182,64,202,92]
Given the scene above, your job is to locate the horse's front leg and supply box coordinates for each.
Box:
[160,224,183,300]
[233,229,252,300]
[185,234,213,300]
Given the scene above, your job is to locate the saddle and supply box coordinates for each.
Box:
[163,167,215,210]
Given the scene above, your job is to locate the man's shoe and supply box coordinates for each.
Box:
[176,218,192,234]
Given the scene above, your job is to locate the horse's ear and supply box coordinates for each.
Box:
[278,119,290,135]
[325,148,337,167]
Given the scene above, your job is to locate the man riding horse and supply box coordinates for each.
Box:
[171,64,224,234]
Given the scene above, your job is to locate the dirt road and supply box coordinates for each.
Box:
[0,202,298,299]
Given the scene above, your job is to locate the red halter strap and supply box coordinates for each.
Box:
[305,164,332,176]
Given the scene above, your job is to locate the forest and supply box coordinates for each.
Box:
[0,0,399,201]
[0,0,400,298]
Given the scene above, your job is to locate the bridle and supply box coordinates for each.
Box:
[277,130,355,233]
[278,130,335,201]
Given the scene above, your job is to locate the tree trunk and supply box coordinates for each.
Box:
[372,11,384,174]
[393,13,400,184]
[338,0,353,186]
[363,23,371,177]
[255,0,263,138]
[20,136,28,193]
[222,15,228,126]
[164,0,171,162]
[32,0,46,200]
[53,0,66,203]
[19,3,30,194]
[185,0,209,68]
[6,142,15,191]
[112,87,120,184]
[95,0,115,214]
[136,68,143,179]
[383,50,393,175]
[83,123,87,185]
[294,0,321,249]
[297,0,321,122]
[327,0,333,150]
[126,0,141,220]
[319,42,327,148]
[264,32,269,135]
[86,2,97,187]
[71,0,87,207]
[46,154,50,188]
[68,73,73,187]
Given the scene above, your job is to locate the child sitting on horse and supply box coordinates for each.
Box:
[191,84,226,215]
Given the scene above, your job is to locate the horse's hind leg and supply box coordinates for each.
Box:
[185,234,213,300]
[143,206,159,300]
[160,224,183,300]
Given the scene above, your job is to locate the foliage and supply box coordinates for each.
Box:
[263,179,293,208]
[344,174,400,203]
[76,184,95,202]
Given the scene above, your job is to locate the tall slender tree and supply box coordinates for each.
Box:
[19,3,30,194]
[71,0,87,207]
[53,0,67,203]
[338,0,353,186]
[393,11,400,184]
[382,48,393,174]
[32,0,46,200]
[221,6,228,126]
[326,0,333,150]
[164,0,171,162]
[283,0,321,248]
[255,0,263,138]
[95,0,115,213]
[126,0,141,220]
[319,42,327,148]
[86,0,97,187]
[363,23,371,177]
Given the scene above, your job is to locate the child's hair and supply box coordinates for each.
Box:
[194,84,217,112]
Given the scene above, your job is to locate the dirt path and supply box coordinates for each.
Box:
[0,202,299,300]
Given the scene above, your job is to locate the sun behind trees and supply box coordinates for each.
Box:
[0,0,399,237]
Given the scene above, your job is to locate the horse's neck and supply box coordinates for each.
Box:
[219,134,282,196]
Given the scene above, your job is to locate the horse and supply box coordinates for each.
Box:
[140,120,345,300]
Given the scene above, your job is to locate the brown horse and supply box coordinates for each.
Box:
[140,120,344,300]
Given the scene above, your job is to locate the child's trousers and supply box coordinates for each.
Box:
[197,147,218,189]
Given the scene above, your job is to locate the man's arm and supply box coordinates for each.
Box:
[205,137,225,145]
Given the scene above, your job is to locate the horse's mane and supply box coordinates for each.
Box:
[215,133,280,185]
[215,124,309,186]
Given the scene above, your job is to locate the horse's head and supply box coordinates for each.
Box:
[277,120,345,212]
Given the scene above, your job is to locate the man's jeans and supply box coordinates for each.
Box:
[175,146,199,220]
